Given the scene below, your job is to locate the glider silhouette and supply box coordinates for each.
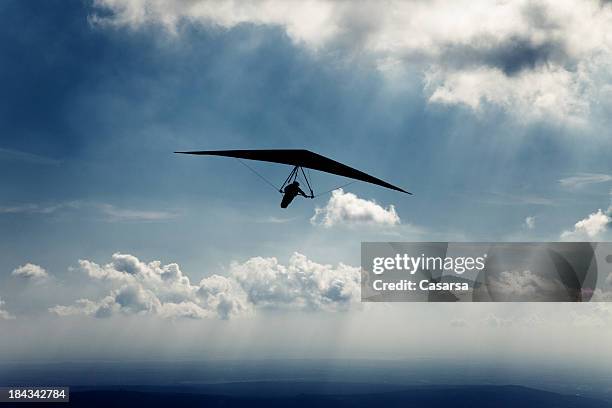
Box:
[175,149,411,208]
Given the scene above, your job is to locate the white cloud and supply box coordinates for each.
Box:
[255,216,299,224]
[0,202,78,215]
[524,216,536,230]
[561,208,611,240]
[0,297,15,320]
[310,189,400,227]
[91,0,612,124]
[559,173,612,189]
[230,252,360,311]
[425,64,590,124]
[11,263,49,281]
[483,192,555,206]
[57,253,247,320]
[50,298,115,318]
[95,203,178,221]
[51,251,360,319]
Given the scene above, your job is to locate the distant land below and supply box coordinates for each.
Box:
[2,360,611,404]
[5,384,610,408]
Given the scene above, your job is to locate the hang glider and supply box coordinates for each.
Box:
[175,149,411,207]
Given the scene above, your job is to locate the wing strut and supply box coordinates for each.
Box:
[279,166,314,197]
[299,166,314,197]
[236,159,283,194]
[280,166,299,193]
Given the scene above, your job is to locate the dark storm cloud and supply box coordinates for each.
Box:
[331,1,570,76]
[440,35,570,76]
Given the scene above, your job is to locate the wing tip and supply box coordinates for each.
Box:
[393,186,412,195]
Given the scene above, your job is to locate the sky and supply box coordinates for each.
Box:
[1,0,612,375]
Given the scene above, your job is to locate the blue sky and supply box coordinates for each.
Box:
[1,0,612,368]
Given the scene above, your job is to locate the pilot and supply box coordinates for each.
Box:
[280,181,312,208]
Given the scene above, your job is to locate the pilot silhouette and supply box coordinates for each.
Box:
[280,181,311,208]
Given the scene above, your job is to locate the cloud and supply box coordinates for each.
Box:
[230,252,360,311]
[11,263,49,281]
[524,216,536,230]
[0,147,61,165]
[0,202,78,215]
[51,252,360,319]
[310,189,400,227]
[0,201,178,221]
[255,216,300,224]
[480,192,555,206]
[0,297,15,320]
[559,173,612,189]
[436,34,568,77]
[95,204,179,221]
[91,0,612,124]
[55,252,248,320]
[50,298,115,318]
[561,208,611,240]
[424,64,590,124]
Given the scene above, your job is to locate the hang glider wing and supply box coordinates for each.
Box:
[174,149,411,194]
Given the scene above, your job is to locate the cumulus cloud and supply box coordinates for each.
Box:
[0,297,15,320]
[231,252,360,311]
[50,298,115,318]
[11,263,49,281]
[561,208,611,240]
[310,189,400,227]
[559,173,612,189]
[51,252,360,320]
[91,0,612,124]
[53,253,248,320]
[524,216,536,230]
